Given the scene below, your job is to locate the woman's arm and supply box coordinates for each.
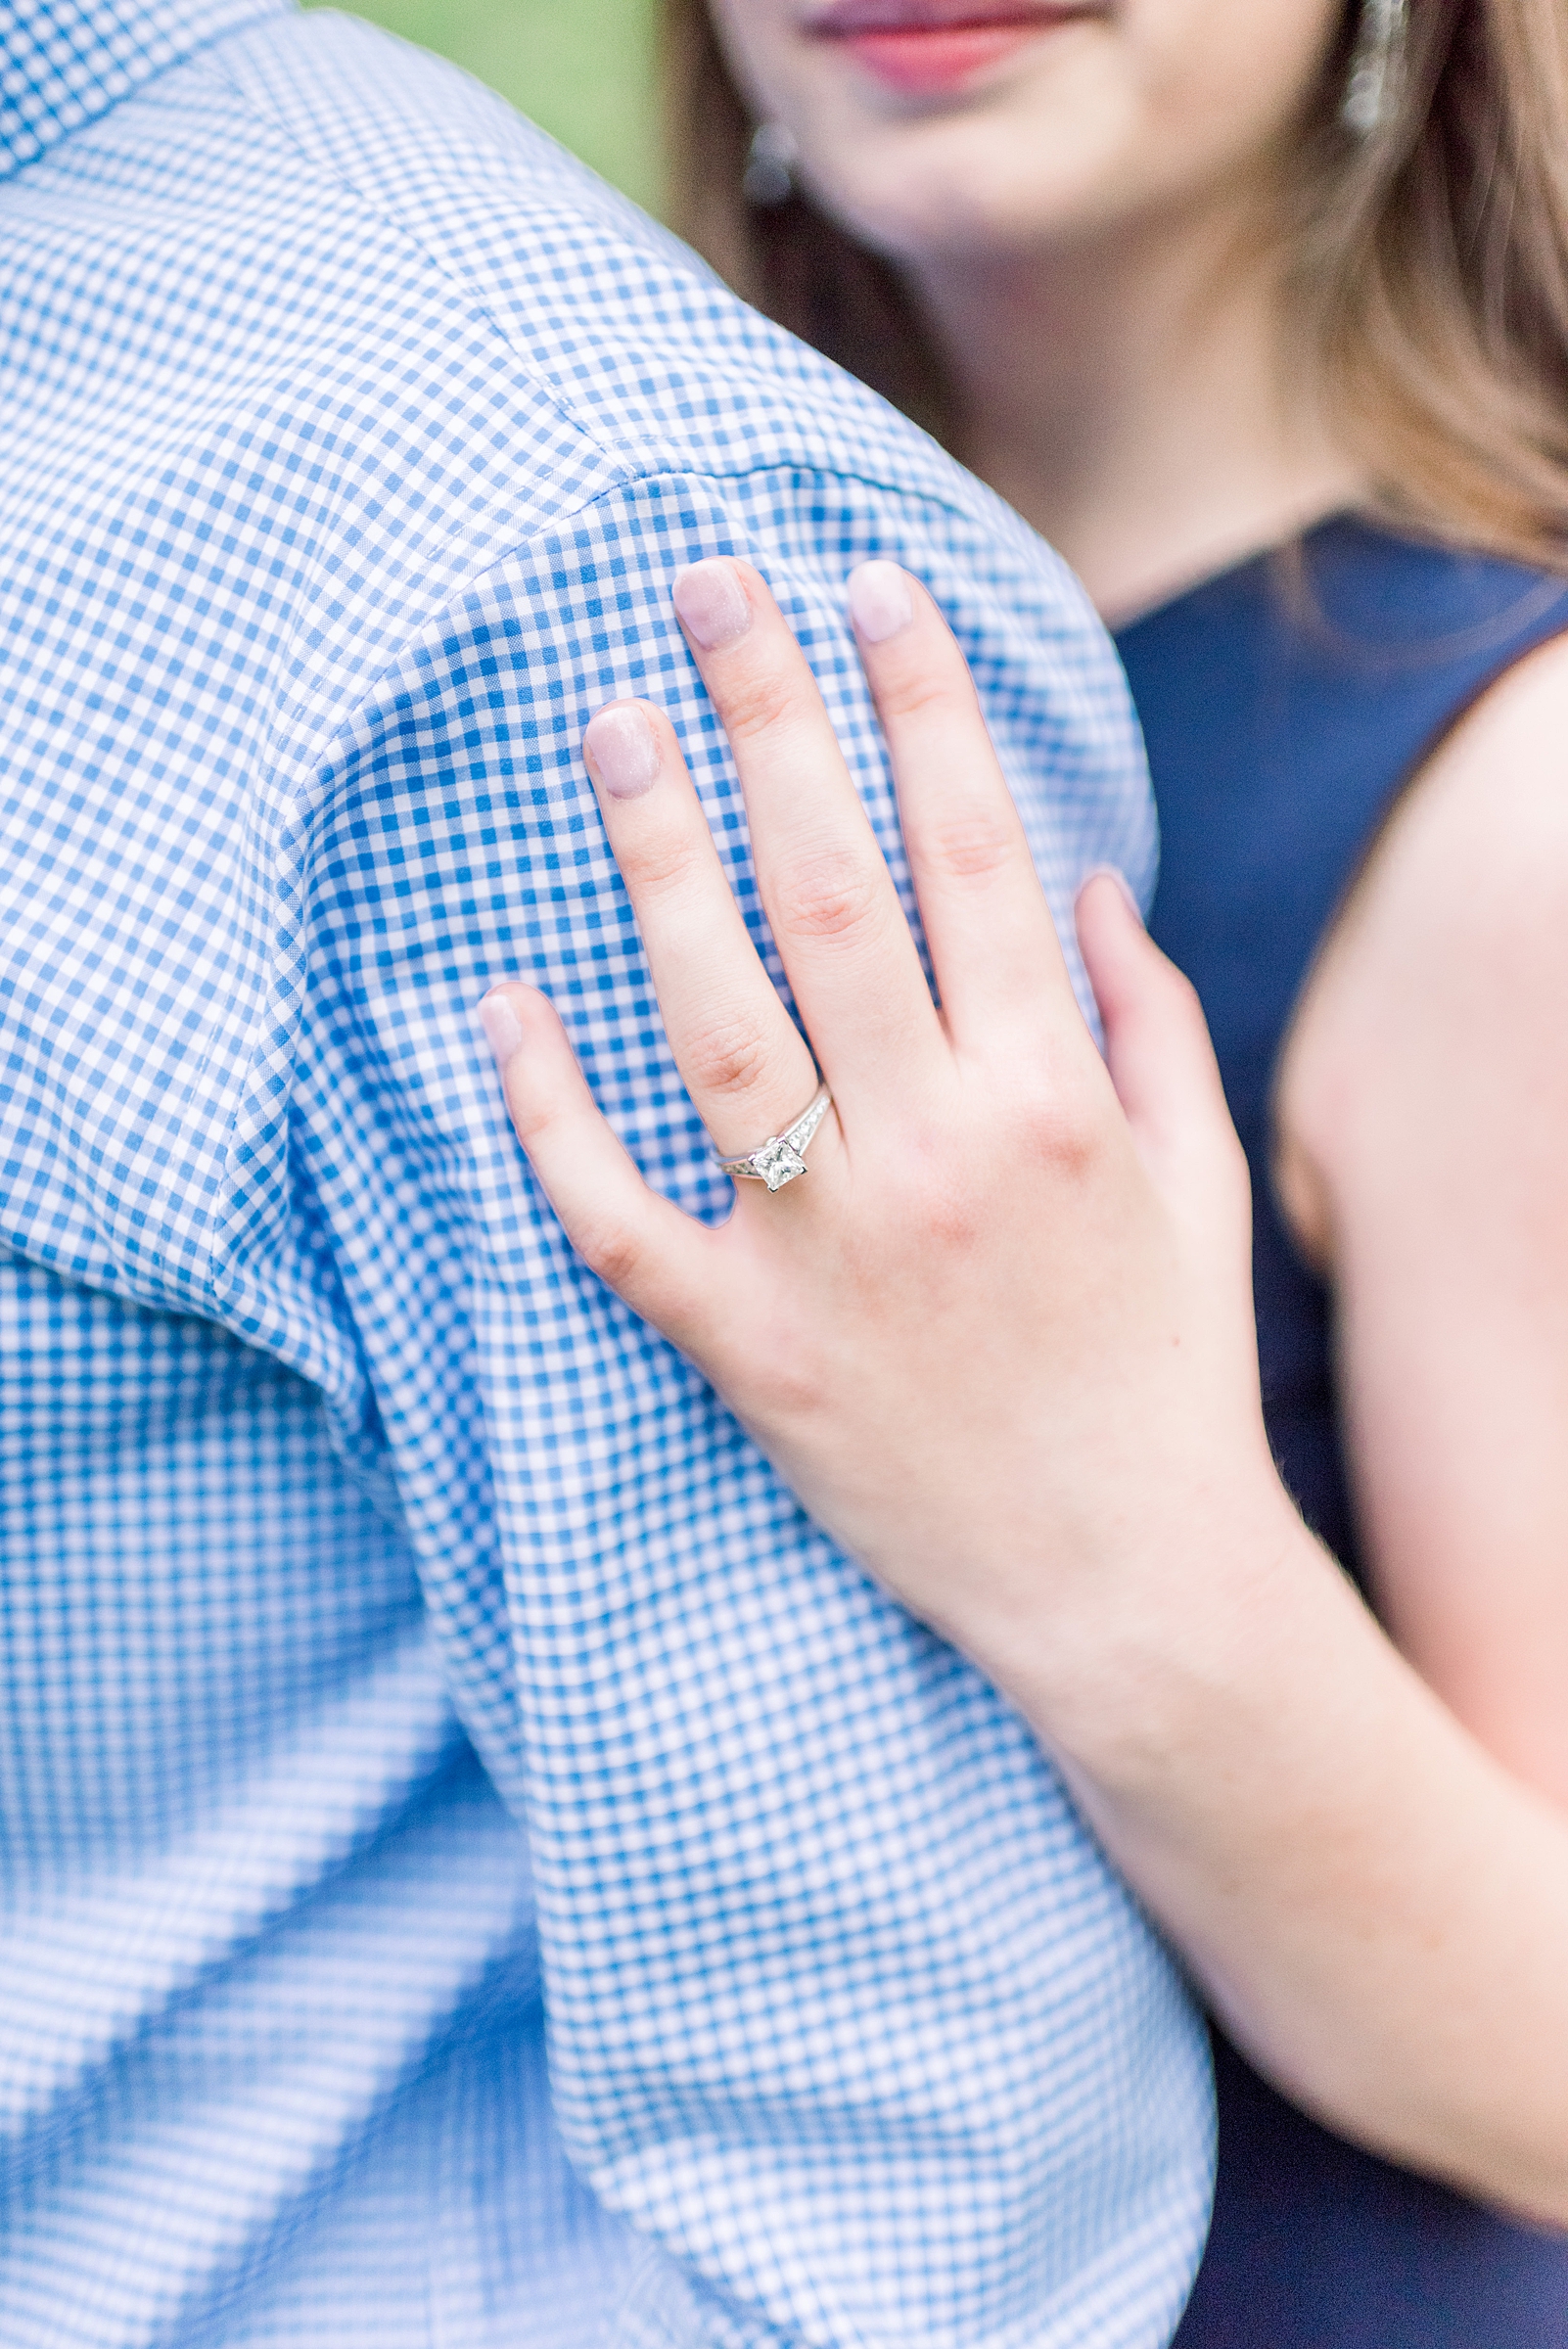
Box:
[1276,632,1568,1805]
[481,557,1568,2230]
[1072,630,1568,2227]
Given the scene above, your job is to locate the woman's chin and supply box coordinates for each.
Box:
[788,74,1145,262]
[807,144,1138,266]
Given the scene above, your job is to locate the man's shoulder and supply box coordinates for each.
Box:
[191,6,992,521]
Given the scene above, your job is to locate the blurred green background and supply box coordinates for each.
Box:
[310,0,662,212]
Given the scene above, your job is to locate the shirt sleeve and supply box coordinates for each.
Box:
[279,463,1212,2349]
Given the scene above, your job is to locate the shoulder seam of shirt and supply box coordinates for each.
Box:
[303,457,1034,796]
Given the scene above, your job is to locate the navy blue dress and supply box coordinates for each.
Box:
[1114,516,1568,2347]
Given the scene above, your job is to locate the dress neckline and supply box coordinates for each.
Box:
[1109,509,1374,639]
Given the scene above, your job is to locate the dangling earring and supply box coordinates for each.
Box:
[1341,0,1407,135]
[742,121,799,207]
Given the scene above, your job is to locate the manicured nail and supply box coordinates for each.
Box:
[1080,865,1145,926]
[481,990,525,1071]
[848,560,914,644]
[672,560,752,651]
[583,703,661,800]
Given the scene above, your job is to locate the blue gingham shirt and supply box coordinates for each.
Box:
[0,4,1215,2340]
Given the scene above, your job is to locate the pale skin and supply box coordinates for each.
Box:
[489,0,1568,2231]
[479,560,1568,2230]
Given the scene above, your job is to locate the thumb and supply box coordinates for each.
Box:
[1074,870,1237,1173]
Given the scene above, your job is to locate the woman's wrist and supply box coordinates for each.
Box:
[978,1456,1327,1792]
[999,1484,1568,2228]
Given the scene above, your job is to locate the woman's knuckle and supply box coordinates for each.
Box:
[684,1014,774,1104]
[915,1175,983,1253]
[927,807,1018,884]
[776,848,883,944]
[575,1214,644,1294]
[1167,966,1209,1032]
[881,669,967,727]
[620,828,699,904]
[1016,1076,1103,1171]
[755,1346,829,1424]
[718,672,800,746]
[506,1089,560,1152]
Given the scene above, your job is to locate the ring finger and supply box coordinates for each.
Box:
[581,698,828,1173]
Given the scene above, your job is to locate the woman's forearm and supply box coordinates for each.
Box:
[485,559,1568,2234]
[1003,1494,1568,2231]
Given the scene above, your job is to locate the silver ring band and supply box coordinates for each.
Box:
[715,1082,833,1192]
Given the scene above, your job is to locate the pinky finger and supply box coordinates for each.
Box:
[480,984,715,1346]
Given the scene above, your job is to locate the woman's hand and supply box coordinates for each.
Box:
[480,555,1285,1744]
[482,558,1568,2227]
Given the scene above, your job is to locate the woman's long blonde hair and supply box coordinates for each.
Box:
[662,0,1568,570]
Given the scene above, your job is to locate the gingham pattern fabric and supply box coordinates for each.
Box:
[0,5,1216,2342]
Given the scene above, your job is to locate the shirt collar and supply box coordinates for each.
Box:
[1,0,289,182]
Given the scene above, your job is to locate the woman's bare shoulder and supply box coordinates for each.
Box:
[1274,623,1568,1267]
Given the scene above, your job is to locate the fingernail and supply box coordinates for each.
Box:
[1080,865,1145,926]
[481,990,525,1071]
[583,703,662,800]
[848,560,913,644]
[672,560,752,651]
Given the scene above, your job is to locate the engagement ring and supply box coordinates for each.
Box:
[715,1082,833,1192]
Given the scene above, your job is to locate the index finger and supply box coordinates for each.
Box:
[670,559,944,1121]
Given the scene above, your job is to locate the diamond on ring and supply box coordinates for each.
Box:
[749,1134,809,1191]
[715,1082,832,1192]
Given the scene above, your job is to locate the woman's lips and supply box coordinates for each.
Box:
[813,9,1080,99]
